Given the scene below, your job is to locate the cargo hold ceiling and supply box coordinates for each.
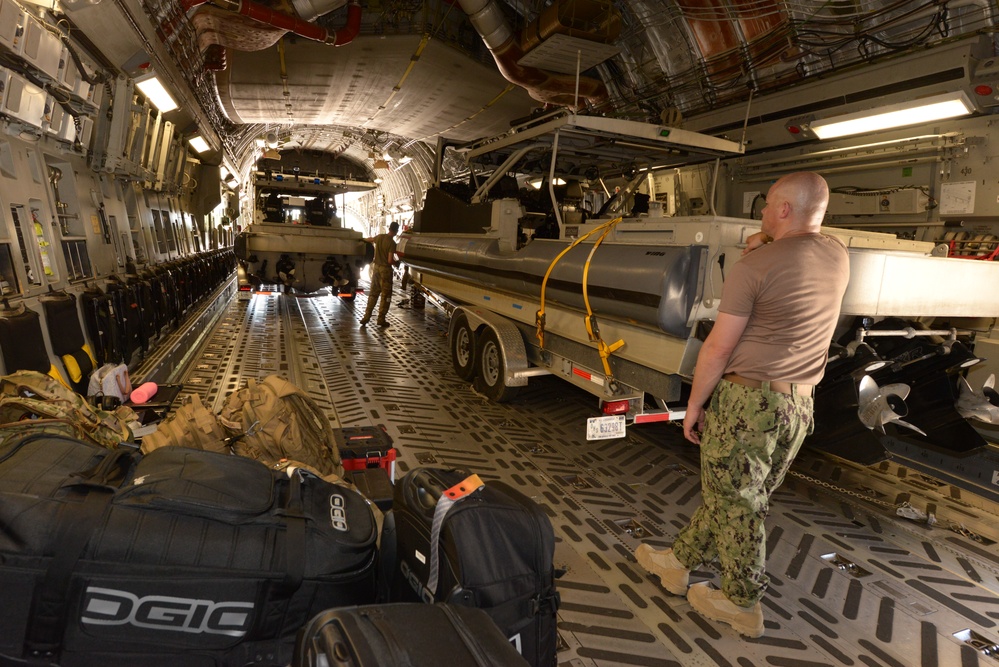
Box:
[216,35,537,142]
[78,0,997,193]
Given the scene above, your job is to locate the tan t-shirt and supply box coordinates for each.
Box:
[371,233,397,267]
[719,233,850,384]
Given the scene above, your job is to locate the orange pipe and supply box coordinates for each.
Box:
[182,0,361,46]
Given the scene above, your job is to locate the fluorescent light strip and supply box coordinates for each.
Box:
[188,135,210,153]
[810,92,974,140]
[135,75,178,113]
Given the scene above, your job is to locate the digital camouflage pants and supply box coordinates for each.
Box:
[362,264,394,323]
[672,379,814,607]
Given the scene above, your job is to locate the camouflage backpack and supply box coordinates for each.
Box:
[0,370,136,448]
[138,393,230,455]
[219,375,342,477]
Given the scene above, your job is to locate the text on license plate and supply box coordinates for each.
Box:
[586,415,626,441]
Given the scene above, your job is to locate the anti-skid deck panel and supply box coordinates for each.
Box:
[171,284,999,667]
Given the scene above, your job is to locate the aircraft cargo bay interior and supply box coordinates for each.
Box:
[1,0,999,664]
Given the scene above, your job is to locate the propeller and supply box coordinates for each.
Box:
[956,373,999,423]
[857,375,927,436]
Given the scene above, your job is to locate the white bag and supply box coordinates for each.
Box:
[88,363,132,402]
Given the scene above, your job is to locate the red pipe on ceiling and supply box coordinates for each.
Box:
[181,0,361,46]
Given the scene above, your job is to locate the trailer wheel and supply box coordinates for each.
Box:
[338,281,357,301]
[450,313,477,381]
[474,329,520,402]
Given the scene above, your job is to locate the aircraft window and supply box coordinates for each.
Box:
[61,240,92,281]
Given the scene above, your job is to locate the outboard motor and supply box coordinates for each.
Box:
[276,254,296,290]
[321,256,348,287]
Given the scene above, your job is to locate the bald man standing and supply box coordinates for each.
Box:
[636,172,850,637]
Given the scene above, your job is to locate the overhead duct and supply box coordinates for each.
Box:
[182,0,362,49]
[457,0,611,109]
[519,0,621,61]
[191,6,288,54]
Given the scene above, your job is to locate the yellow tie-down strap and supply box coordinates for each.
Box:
[536,217,623,350]
[536,217,626,380]
[581,220,625,378]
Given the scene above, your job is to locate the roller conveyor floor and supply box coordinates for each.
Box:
[138,279,999,667]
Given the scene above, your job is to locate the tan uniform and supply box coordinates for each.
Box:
[361,232,397,325]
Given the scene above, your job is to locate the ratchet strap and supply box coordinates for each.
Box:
[582,220,625,378]
[535,217,625,378]
[536,217,623,347]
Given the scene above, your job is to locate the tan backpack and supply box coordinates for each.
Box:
[139,394,230,455]
[219,375,342,477]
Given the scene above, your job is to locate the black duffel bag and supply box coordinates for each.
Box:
[0,434,378,667]
[388,467,560,667]
[294,603,529,666]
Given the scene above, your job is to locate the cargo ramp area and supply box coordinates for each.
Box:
[136,279,999,667]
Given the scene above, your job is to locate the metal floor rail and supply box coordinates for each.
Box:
[142,282,999,667]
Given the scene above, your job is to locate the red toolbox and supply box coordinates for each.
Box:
[335,426,398,481]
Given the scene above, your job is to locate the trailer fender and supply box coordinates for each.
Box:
[455,306,531,387]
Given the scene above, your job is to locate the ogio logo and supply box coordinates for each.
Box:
[80,587,253,637]
[329,493,348,531]
[399,558,434,604]
[399,559,435,603]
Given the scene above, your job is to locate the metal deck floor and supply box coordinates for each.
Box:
[141,282,999,667]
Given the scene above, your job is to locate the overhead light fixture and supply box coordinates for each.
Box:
[134,70,178,113]
[188,135,210,153]
[809,92,975,140]
[374,177,383,184]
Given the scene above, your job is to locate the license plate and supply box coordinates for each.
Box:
[586,415,626,440]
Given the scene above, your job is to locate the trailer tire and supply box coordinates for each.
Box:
[450,313,477,381]
[474,329,520,402]
[338,281,357,301]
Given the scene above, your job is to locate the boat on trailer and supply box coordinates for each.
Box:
[398,111,999,470]
[235,173,374,297]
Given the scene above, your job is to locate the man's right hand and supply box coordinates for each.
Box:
[683,405,705,445]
